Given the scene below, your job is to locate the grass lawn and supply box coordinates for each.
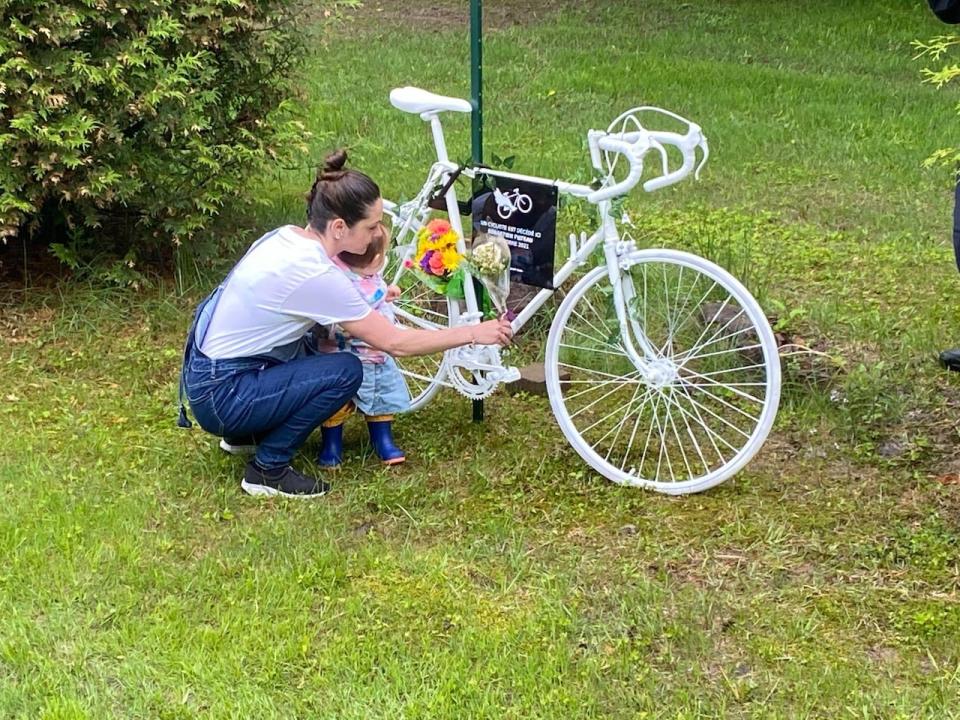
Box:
[3,1,960,717]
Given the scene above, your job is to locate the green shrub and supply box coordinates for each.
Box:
[913,33,960,168]
[0,1,335,263]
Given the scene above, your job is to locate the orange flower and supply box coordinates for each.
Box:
[427,218,451,236]
[428,252,445,275]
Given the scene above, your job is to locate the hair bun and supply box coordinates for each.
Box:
[320,149,348,180]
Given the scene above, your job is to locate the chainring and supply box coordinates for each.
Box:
[447,365,501,400]
[443,345,518,400]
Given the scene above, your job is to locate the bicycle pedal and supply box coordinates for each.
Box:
[498,366,521,383]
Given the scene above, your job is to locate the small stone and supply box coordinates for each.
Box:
[352,521,375,536]
[618,523,638,535]
[878,440,905,458]
[507,362,569,396]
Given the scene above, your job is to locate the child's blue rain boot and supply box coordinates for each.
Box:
[316,402,354,469]
[366,415,405,465]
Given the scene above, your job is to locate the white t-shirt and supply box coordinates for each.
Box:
[198,225,371,359]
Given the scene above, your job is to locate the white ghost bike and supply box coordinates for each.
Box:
[381,87,780,495]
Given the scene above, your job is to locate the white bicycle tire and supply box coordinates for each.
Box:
[545,249,780,495]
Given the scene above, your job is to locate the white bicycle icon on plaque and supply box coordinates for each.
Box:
[493,186,533,219]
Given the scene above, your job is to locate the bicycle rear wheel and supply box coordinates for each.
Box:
[385,244,450,412]
[545,249,780,494]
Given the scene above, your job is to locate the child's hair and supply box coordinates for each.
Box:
[305,149,381,232]
[337,221,389,273]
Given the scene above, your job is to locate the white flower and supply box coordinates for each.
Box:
[472,242,507,276]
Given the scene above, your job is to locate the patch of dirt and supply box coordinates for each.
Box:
[866,645,899,666]
[0,302,55,346]
[0,237,70,287]
[348,0,587,32]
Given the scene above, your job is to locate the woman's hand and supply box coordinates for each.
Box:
[471,317,514,347]
[342,310,513,357]
[385,284,401,303]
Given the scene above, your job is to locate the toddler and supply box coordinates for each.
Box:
[316,232,411,467]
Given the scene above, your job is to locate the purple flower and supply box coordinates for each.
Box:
[420,250,434,272]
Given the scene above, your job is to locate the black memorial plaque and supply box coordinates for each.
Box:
[471,173,558,289]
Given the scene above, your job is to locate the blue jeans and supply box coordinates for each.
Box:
[184,347,363,468]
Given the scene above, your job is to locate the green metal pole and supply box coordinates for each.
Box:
[470,0,483,164]
[470,0,484,423]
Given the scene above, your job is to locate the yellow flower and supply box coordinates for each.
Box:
[440,245,462,270]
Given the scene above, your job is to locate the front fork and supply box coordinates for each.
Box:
[598,202,661,379]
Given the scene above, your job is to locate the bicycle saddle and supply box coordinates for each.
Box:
[389,87,472,115]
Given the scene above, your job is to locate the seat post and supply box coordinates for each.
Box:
[427,114,450,163]
[425,112,485,423]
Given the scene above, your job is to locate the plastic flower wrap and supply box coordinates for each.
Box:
[468,232,514,320]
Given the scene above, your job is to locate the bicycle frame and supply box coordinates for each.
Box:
[384,111,661,378]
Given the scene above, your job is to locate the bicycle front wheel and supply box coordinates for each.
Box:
[545,249,780,495]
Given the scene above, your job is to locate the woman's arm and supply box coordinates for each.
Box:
[340,311,512,357]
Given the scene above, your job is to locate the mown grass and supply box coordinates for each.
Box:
[3,1,960,717]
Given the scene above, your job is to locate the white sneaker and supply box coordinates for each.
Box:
[219,438,257,455]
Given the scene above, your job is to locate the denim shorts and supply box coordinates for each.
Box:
[355,356,411,416]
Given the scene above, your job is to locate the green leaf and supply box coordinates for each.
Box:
[445,267,466,300]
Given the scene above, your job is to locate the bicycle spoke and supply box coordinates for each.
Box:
[561,324,624,353]
[672,387,711,474]
[668,391,738,458]
[558,361,642,383]
[680,325,758,364]
[635,388,662,474]
[678,367,766,406]
[668,265,701,343]
[600,384,656,462]
[674,390,753,442]
[664,388,695,482]
[678,381,763,427]
[565,370,643,402]
[576,386,650,436]
[574,296,617,344]
[680,342,763,364]
[559,341,631,360]
[659,278,720,357]
[652,391,674,483]
[689,362,768,378]
[661,261,673,356]
[674,306,749,364]
[568,374,643,422]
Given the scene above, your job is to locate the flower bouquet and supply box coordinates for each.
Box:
[404,218,467,299]
[404,220,514,320]
[466,232,514,321]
